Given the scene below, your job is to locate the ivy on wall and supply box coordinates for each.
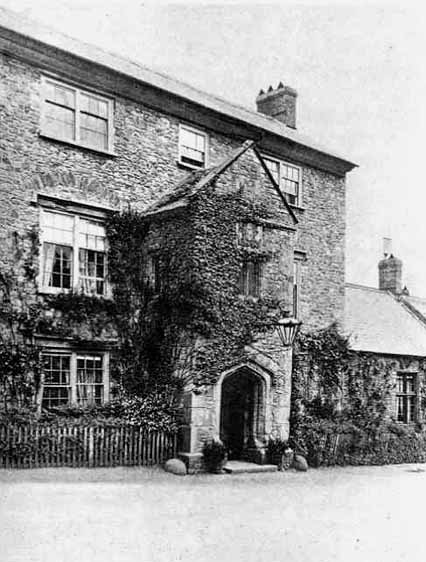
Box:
[290,323,426,466]
[0,180,285,420]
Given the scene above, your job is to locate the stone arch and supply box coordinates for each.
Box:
[213,361,273,458]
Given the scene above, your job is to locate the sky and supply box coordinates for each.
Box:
[1,1,426,296]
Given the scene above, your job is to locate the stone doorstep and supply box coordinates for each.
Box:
[223,461,277,474]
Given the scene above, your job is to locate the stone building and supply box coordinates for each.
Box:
[345,243,426,425]
[0,8,356,466]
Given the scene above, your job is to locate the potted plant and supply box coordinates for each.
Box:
[267,437,293,470]
[202,438,228,473]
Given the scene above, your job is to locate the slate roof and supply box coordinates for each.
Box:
[0,7,356,170]
[144,141,298,222]
[344,283,426,357]
[402,295,426,326]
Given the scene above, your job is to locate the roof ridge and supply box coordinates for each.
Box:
[0,7,356,168]
[0,8,284,134]
[345,282,388,293]
[399,297,426,328]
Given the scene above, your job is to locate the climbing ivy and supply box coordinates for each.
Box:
[290,323,426,466]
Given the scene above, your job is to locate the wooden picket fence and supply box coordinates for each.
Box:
[0,424,178,469]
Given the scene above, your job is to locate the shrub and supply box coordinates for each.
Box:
[202,438,227,473]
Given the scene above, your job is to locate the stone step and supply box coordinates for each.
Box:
[223,461,277,474]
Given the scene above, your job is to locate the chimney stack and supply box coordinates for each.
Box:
[378,238,402,294]
[256,82,297,129]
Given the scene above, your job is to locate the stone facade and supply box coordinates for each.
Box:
[0,48,349,332]
[0,16,355,462]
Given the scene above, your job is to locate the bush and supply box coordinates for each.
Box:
[0,392,178,431]
[202,438,227,473]
[290,415,426,467]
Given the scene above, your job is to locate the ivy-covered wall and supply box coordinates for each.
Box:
[1,49,349,333]
[140,146,298,454]
[291,325,426,466]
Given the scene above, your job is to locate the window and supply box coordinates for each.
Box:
[146,255,161,292]
[40,210,107,295]
[396,373,417,423]
[263,156,302,206]
[41,77,113,153]
[42,354,71,408]
[239,260,261,297]
[236,222,263,247]
[76,355,104,406]
[293,261,301,317]
[178,125,207,168]
[41,351,108,409]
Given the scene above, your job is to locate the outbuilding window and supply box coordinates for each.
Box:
[41,77,114,153]
[396,373,417,423]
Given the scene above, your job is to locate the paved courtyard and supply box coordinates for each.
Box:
[1,463,425,562]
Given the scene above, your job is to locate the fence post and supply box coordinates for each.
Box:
[88,426,94,467]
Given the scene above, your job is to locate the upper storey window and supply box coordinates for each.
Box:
[178,124,207,169]
[40,210,107,296]
[263,156,302,207]
[41,77,114,153]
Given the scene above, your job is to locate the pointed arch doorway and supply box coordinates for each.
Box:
[220,368,266,460]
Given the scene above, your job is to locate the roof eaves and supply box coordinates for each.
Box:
[0,7,357,172]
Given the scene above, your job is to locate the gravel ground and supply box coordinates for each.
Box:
[1,463,426,562]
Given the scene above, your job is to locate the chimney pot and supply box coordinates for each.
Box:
[378,239,403,295]
[255,81,298,128]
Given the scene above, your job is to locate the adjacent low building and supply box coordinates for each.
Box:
[345,245,426,425]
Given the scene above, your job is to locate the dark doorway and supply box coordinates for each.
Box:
[220,370,264,460]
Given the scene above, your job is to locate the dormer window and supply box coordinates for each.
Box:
[263,156,302,206]
[178,124,207,169]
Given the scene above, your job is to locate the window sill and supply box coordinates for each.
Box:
[176,159,205,172]
[238,294,260,303]
[288,203,306,212]
[37,287,112,300]
[39,132,117,158]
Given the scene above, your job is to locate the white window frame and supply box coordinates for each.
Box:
[178,123,208,169]
[38,208,109,297]
[396,372,418,424]
[40,76,115,154]
[41,349,110,408]
[263,155,303,207]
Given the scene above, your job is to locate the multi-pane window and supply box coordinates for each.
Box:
[396,373,417,423]
[42,354,71,408]
[76,355,104,406]
[41,352,108,409]
[236,222,263,247]
[239,260,261,297]
[263,156,302,206]
[178,125,207,168]
[40,210,107,295]
[42,78,113,152]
